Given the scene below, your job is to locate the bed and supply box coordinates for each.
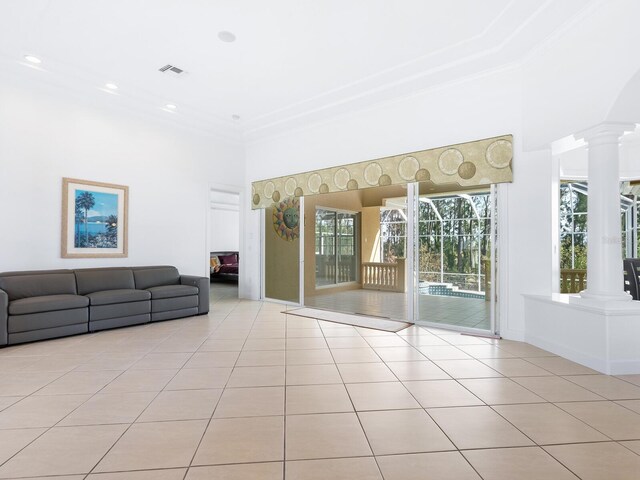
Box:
[210,251,239,282]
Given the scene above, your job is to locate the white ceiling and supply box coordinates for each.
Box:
[0,0,598,141]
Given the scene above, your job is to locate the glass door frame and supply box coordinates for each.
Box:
[314,206,360,289]
[408,182,499,336]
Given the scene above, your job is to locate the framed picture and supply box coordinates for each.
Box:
[61,178,128,258]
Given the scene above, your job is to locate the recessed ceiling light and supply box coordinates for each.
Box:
[217,31,236,43]
[232,114,240,121]
[105,83,118,90]
[24,55,42,64]
[165,104,177,110]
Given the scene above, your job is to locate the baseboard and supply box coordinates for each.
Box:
[499,328,525,342]
[525,332,610,374]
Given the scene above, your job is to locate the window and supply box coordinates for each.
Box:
[315,208,358,286]
[559,182,588,270]
[380,208,407,262]
[418,193,491,292]
[559,181,639,292]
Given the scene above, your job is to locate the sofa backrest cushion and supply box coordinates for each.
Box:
[75,268,135,295]
[0,272,78,300]
[133,266,180,290]
[219,253,238,265]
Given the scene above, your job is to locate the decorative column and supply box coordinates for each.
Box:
[575,123,635,303]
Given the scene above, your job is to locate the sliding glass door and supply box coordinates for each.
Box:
[413,187,497,333]
[315,208,358,287]
[293,185,498,333]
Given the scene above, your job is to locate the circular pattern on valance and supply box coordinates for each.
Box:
[398,156,419,180]
[284,177,297,196]
[415,169,431,181]
[486,139,512,168]
[264,181,275,198]
[438,149,464,175]
[308,173,322,193]
[458,162,477,180]
[364,163,383,186]
[333,168,350,190]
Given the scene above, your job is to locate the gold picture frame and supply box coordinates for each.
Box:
[61,178,129,258]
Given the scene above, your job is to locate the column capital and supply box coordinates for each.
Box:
[574,122,636,146]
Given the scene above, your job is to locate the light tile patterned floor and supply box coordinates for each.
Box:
[0,284,639,479]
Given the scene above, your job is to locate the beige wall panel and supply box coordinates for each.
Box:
[361,207,382,264]
[264,205,300,303]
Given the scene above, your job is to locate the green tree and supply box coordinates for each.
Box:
[76,191,95,245]
[559,184,588,269]
[74,198,84,246]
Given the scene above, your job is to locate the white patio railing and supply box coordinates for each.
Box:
[362,259,406,292]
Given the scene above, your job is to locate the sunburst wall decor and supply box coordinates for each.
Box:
[272,197,300,241]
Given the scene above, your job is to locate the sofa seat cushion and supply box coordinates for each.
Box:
[8,308,88,334]
[147,285,198,299]
[9,294,89,315]
[87,289,151,306]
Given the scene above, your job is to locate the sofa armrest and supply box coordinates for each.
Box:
[0,289,8,346]
[180,275,209,314]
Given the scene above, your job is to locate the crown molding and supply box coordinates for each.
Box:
[0,56,244,145]
[242,0,600,142]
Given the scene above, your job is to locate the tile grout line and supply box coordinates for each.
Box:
[3,289,640,477]
[184,297,265,479]
[78,295,231,478]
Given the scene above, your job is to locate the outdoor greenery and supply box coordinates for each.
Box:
[419,194,491,291]
[559,183,588,269]
[380,193,493,291]
[353,182,637,295]
[559,182,639,295]
[380,208,406,262]
[560,182,640,270]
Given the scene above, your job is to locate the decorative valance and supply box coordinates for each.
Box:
[251,134,513,209]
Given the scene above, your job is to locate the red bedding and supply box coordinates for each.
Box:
[216,263,238,275]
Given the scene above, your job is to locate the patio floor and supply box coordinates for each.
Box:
[305,289,491,331]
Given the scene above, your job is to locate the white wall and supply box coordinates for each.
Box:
[500,148,555,339]
[521,0,640,150]
[0,80,244,277]
[209,209,240,252]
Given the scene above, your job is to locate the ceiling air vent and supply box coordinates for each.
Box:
[159,64,186,76]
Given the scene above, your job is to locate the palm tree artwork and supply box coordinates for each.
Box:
[105,214,118,243]
[63,179,127,257]
[73,189,119,249]
[75,191,96,247]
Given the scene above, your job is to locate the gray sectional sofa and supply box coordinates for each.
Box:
[0,266,209,346]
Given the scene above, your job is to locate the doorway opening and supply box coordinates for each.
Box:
[208,188,240,301]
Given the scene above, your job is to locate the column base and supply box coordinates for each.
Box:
[525,294,640,375]
[570,290,633,308]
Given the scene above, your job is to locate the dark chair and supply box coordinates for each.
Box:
[623,258,640,300]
